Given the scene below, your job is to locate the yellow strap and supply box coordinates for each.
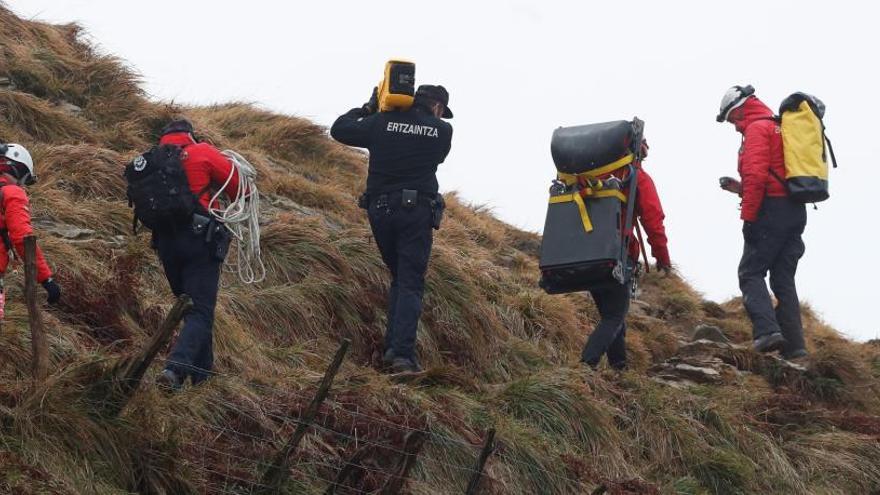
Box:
[548,189,627,233]
[549,193,592,231]
[556,153,635,185]
[586,153,635,178]
[549,154,633,233]
[556,172,578,186]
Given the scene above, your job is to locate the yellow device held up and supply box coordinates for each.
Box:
[378,59,415,112]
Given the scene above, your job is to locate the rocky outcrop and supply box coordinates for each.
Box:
[691,324,728,343]
[651,339,807,388]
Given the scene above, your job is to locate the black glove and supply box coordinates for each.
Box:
[361,86,379,115]
[42,278,61,305]
[719,176,742,195]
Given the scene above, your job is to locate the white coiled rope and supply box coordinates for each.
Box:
[208,150,265,284]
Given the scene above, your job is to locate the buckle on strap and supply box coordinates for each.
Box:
[550,155,633,233]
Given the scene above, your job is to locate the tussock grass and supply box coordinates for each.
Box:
[494,371,623,462]
[0,90,94,143]
[35,144,126,200]
[1,5,880,494]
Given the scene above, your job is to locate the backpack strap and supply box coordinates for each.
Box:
[552,153,633,233]
[750,117,791,188]
[614,118,645,284]
[634,218,649,273]
[177,142,214,215]
[0,186,14,256]
[825,133,838,168]
[768,167,787,188]
[615,165,639,284]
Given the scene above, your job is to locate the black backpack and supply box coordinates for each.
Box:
[124,144,201,232]
[539,118,645,294]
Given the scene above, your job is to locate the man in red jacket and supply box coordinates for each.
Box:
[581,141,670,369]
[0,143,61,306]
[153,120,240,390]
[717,85,807,358]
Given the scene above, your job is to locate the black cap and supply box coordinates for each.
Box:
[161,119,195,136]
[414,85,453,119]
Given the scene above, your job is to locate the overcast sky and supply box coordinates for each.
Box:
[8,0,879,342]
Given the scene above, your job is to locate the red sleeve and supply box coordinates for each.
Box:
[635,170,670,266]
[0,241,10,276]
[204,146,241,200]
[3,186,52,282]
[739,123,771,222]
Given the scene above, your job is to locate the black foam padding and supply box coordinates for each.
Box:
[539,195,624,294]
[551,120,634,174]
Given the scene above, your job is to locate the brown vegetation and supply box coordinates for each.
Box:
[1,5,879,494]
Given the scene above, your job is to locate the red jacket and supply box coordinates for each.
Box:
[735,97,786,222]
[600,163,670,267]
[158,133,241,210]
[0,180,52,282]
[631,167,670,267]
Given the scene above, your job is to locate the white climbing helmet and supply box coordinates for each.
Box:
[716,85,755,123]
[1,143,36,183]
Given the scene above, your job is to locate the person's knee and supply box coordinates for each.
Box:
[396,268,427,291]
[769,273,797,297]
[738,267,761,285]
[738,273,766,294]
[398,253,430,277]
[600,315,627,329]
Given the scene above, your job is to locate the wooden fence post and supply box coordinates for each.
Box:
[24,236,48,382]
[465,428,496,494]
[96,295,192,416]
[379,430,427,495]
[259,339,351,493]
[117,295,192,386]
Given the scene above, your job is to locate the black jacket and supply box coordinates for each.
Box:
[330,105,453,195]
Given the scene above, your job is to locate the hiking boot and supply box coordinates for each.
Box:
[382,349,396,368]
[576,361,598,380]
[156,369,183,392]
[578,359,599,371]
[783,348,809,361]
[753,332,785,353]
[391,357,422,374]
[609,361,628,372]
[784,353,810,372]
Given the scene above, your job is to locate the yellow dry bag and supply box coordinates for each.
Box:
[777,93,838,203]
[377,59,415,112]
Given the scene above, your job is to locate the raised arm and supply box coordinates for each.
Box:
[330,108,376,148]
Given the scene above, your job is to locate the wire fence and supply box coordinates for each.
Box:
[166,354,595,493]
[0,338,601,495]
[154,362,491,493]
[130,353,598,494]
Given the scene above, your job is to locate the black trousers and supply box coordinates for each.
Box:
[581,274,632,369]
[368,198,434,362]
[154,226,229,384]
[738,197,807,354]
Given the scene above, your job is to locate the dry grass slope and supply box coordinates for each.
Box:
[1,5,880,494]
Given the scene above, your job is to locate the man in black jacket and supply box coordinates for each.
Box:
[331,85,453,373]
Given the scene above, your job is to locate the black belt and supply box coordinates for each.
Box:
[359,190,446,230]
[360,190,439,210]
